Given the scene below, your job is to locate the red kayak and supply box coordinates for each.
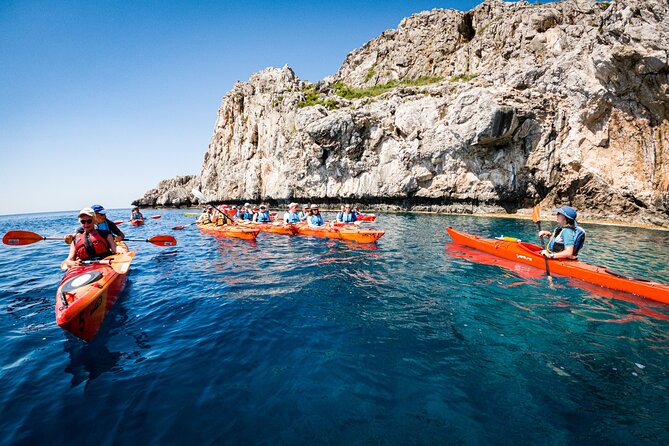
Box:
[129,219,144,226]
[446,227,669,305]
[356,213,376,222]
[56,242,136,341]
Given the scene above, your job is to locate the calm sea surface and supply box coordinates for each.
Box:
[1,209,668,445]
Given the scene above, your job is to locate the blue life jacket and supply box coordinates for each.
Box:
[310,214,325,226]
[97,220,110,232]
[338,211,357,223]
[242,211,253,221]
[298,211,308,221]
[132,212,142,220]
[285,211,300,224]
[257,211,271,222]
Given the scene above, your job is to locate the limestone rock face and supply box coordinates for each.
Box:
[136,0,669,227]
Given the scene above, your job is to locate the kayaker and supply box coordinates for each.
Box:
[197,205,215,224]
[91,204,124,242]
[284,203,301,224]
[337,204,358,223]
[212,205,234,225]
[238,203,254,221]
[63,208,117,268]
[254,205,271,223]
[131,207,144,221]
[299,205,310,222]
[307,204,325,227]
[539,206,586,259]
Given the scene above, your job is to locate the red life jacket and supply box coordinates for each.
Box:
[74,230,111,260]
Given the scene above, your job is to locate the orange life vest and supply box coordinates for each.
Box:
[74,230,111,260]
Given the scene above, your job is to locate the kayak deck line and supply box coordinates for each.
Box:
[446,227,669,306]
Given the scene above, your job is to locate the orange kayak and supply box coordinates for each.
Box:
[56,242,136,341]
[296,224,384,243]
[446,227,669,305]
[239,222,297,235]
[197,223,259,240]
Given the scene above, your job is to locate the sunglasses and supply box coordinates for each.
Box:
[80,219,93,224]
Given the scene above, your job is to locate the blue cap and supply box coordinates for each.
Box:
[555,205,577,221]
[91,204,106,215]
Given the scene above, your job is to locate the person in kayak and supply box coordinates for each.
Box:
[539,205,586,259]
[307,204,325,227]
[337,204,358,223]
[299,205,310,222]
[91,204,124,242]
[63,208,117,268]
[254,205,271,223]
[237,203,253,221]
[197,205,215,224]
[212,205,234,225]
[283,203,301,224]
[131,207,144,221]
[64,203,124,244]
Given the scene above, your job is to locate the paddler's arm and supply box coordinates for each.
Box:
[540,245,574,259]
[63,243,81,268]
[107,234,117,255]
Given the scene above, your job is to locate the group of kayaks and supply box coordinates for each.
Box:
[4,216,668,343]
[194,220,385,243]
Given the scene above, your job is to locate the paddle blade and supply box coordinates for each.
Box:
[147,235,177,246]
[150,215,161,219]
[114,220,123,225]
[172,225,185,230]
[531,204,541,223]
[191,188,208,203]
[2,230,44,246]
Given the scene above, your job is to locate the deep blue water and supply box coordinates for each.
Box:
[1,209,668,445]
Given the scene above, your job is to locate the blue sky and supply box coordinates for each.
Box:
[1,0,484,215]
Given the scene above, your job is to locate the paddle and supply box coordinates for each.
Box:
[2,231,176,247]
[150,215,161,219]
[172,222,197,230]
[114,220,123,225]
[123,235,177,246]
[531,204,551,278]
[191,189,234,225]
[3,230,68,245]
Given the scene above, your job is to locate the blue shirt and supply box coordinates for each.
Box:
[309,214,325,226]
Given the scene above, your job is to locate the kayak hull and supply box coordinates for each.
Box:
[129,219,144,226]
[56,242,136,341]
[446,227,669,305]
[197,223,259,240]
[240,222,297,235]
[296,225,384,243]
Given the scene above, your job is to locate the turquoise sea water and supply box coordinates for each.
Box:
[1,209,668,445]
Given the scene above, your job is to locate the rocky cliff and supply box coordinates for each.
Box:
[135,0,669,227]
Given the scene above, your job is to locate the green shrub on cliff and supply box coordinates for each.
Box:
[297,85,339,109]
[333,76,443,99]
